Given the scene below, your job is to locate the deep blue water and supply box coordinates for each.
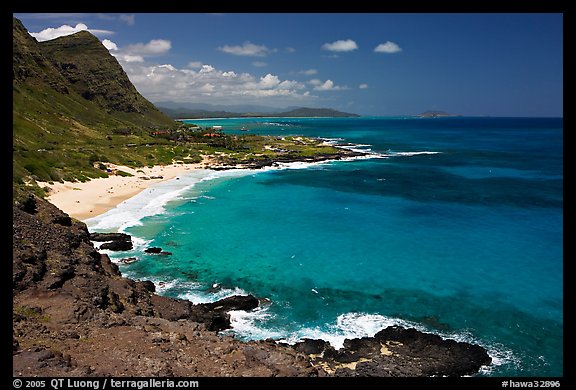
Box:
[87,117,563,376]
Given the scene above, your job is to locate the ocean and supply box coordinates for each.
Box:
[86,117,563,376]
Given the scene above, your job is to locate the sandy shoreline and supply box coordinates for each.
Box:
[39,161,208,221]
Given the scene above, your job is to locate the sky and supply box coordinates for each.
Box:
[15,13,563,117]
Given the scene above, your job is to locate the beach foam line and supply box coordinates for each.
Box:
[85,168,257,232]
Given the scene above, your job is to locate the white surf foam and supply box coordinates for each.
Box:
[224,309,518,373]
[389,151,442,156]
[85,169,256,233]
[178,285,250,304]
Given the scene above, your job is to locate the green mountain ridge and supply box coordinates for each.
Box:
[13,17,176,195]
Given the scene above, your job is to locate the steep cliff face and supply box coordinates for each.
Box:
[39,31,163,116]
[13,17,172,124]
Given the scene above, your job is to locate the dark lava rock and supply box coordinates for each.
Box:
[202,295,259,312]
[99,240,133,251]
[90,232,133,251]
[293,338,333,355]
[145,247,163,254]
[90,232,131,242]
[188,295,260,332]
[138,280,156,292]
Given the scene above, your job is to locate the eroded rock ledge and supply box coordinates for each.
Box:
[13,195,491,377]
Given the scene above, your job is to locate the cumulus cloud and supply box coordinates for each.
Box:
[299,69,318,75]
[252,61,268,67]
[29,23,114,42]
[118,59,313,105]
[359,83,369,89]
[199,65,215,73]
[102,39,118,51]
[321,39,358,52]
[374,41,402,53]
[106,39,172,63]
[218,41,275,57]
[124,39,171,56]
[313,80,347,91]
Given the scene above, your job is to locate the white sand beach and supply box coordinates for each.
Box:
[38,161,209,221]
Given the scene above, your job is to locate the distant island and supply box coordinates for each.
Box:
[415,110,460,118]
[159,106,360,119]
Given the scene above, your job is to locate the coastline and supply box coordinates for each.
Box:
[39,160,208,221]
[39,143,370,222]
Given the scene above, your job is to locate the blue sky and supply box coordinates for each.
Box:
[15,13,563,116]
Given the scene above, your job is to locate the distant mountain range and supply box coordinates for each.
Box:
[157,105,360,119]
[416,110,459,118]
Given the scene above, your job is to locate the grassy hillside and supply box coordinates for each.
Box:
[12,17,178,198]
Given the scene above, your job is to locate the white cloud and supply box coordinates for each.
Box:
[322,39,358,52]
[29,23,114,42]
[124,39,171,56]
[374,41,402,53]
[252,61,268,67]
[102,39,118,51]
[118,59,314,105]
[108,39,172,63]
[119,14,135,26]
[218,41,274,57]
[359,83,369,89]
[187,61,203,69]
[313,79,347,91]
[308,79,322,86]
[259,74,280,88]
[199,65,215,73]
[299,69,318,75]
[285,47,296,53]
[122,55,145,63]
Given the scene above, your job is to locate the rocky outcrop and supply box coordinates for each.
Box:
[294,326,491,377]
[144,247,172,255]
[13,195,492,377]
[90,232,133,251]
[208,149,366,170]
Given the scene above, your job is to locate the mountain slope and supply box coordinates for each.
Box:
[40,31,167,118]
[12,17,175,190]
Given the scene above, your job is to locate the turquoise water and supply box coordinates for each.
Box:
[87,117,563,376]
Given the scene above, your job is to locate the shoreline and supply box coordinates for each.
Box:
[39,160,209,221]
[40,145,369,222]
